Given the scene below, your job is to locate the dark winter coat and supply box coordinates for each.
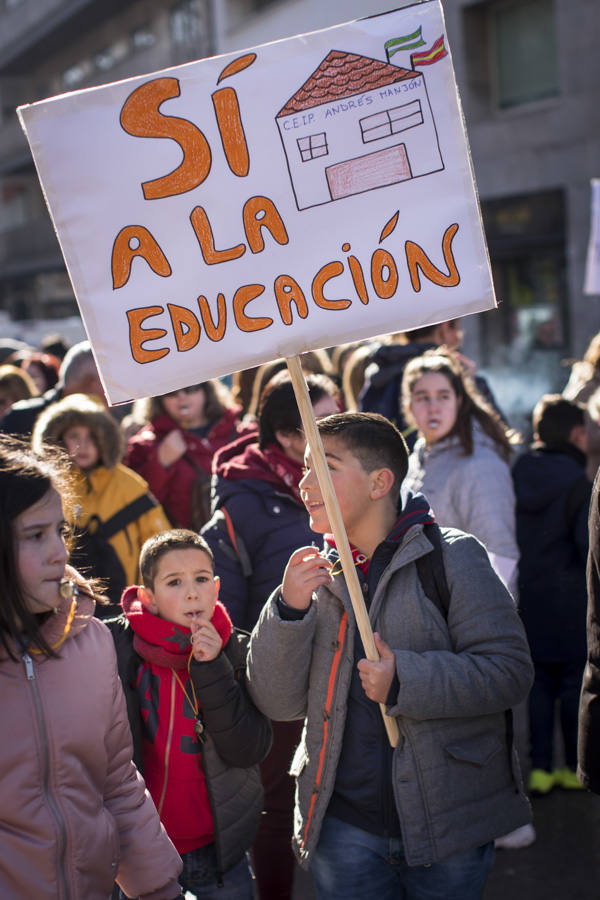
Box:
[0,384,63,436]
[109,614,271,874]
[512,442,591,662]
[201,436,323,631]
[578,468,600,791]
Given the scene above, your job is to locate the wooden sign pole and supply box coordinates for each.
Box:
[286,355,399,748]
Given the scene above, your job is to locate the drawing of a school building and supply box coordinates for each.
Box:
[276,49,444,211]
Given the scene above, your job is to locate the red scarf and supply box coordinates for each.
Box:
[122,586,233,666]
[324,535,371,576]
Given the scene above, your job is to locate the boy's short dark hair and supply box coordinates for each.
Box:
[533,394,585,446]
[316,412,409,493]
[140,529,214,588]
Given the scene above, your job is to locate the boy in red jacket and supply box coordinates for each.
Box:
[110,530,271,899]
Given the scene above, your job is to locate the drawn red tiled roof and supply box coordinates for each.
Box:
[276,49,420,118]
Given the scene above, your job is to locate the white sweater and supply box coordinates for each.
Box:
[404,424,519,567]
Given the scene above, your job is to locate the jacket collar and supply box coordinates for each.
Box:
[325,491,435,593]
[1,585,95,663]
[529,441,587,468]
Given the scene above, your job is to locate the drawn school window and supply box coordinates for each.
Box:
[360,100,423,144]
[297,133,328,162]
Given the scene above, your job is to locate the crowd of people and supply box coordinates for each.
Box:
[0,321,599,900]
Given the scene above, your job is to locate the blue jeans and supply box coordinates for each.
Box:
[310,816,494,900]
[117,847,254,900]
[179,846,254,899]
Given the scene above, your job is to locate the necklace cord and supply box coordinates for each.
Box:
[172,649,199,718]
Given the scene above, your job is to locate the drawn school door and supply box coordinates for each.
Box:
[325,143,412,200]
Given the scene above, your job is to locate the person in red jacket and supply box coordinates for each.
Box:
[125,380,245,530]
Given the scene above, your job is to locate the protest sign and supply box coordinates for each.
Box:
[18,0,494,405]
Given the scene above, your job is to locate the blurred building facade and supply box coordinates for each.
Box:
[0,0,598,418]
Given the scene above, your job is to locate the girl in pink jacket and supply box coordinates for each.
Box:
[0,435,183,900]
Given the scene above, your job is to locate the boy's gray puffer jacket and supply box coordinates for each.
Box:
[247,523,533,868]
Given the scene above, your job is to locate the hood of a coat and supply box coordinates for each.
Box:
[212,433,303,503]
[512,443,588,513]
[212,431,261,478]
[365,341,436,389]
[32,393,122,469]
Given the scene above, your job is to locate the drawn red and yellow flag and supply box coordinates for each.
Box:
[410,35,448,68]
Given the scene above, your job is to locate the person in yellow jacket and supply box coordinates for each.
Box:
[32,393,170,615]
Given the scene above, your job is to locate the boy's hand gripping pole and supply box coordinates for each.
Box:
[286,355,399,748]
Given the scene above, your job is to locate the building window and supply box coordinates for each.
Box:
[95,39,129,72]
[131,27,157,51]
[492,0,559,108]
[360,100,423,143]
[297,133,328,162]
[62,60,93,89]
[170,0,211,56]
[478,189,567,431]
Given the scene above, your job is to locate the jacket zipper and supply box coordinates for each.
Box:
[23,653,71,900]
[196,723,225,887]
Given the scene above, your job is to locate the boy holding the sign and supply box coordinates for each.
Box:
[247,412,533,899]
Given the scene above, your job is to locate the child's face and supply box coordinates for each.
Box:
[409,372,459,446]
[300,436,374,542]
[161,386,207,429]
[62,425,100,470]
[14,488,69,615]
[140,548,219,629]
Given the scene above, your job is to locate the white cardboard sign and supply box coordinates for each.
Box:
[18,0,495,405]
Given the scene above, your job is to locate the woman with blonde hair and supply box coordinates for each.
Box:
[0,364,37,419]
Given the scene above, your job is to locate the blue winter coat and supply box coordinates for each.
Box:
[201,441,323,632]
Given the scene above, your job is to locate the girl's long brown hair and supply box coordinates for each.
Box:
[138,378,235,426]
[401,349,514,461]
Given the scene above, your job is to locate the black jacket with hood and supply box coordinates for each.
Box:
[512,442,591,661]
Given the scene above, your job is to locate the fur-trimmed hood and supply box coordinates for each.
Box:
[32,393,122,469]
